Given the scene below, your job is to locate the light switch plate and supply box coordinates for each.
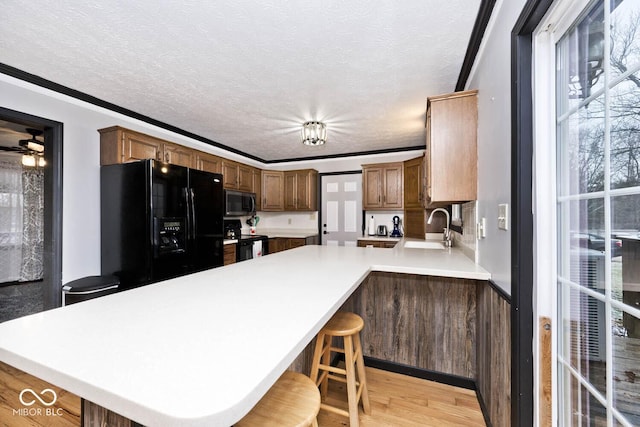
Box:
[498,204,508,231]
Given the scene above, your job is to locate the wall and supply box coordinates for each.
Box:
[467,0,527,295]
[0,74,422,284]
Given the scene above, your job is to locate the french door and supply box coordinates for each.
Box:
[536,0,640,425]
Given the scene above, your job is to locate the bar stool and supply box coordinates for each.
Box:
[309,311,370,427]
[235,370,320,427]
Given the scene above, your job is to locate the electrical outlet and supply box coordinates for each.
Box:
[287,218,292,225]
[310,212,316,220]
[498,204,508,231]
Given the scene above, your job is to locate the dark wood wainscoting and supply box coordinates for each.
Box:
[340,271,478,379]
[476,281,511,427]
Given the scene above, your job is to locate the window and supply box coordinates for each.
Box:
[542,0,640,425]
[0,158,23,283]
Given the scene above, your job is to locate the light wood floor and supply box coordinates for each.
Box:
[317,366,486,427]
[0,362,485,427]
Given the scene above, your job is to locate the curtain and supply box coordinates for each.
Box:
[0,158,23,283]
[20,167,44,282]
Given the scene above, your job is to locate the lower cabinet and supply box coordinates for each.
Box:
[357,239,398,248]
[268,236,319,254]
[223,244,236,265]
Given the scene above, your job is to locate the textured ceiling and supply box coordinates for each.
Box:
[0,0,481,162]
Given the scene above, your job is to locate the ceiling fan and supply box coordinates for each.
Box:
[0,128,46,167]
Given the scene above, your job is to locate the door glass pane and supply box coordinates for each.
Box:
[610,70,640,190]
[557,99,605,194]
[611,311,640,425]
[570,373,608,426]
[610,0,640,82]
[559,285,607,396]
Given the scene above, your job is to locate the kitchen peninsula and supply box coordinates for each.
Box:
[0,242,497,426]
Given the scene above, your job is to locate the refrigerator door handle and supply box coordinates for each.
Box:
[189,188,196,240]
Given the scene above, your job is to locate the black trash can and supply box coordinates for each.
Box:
[61,275,120,306]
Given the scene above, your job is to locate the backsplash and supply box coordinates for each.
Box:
[365,211,404,236]
[453,201,477,261]
[253,211,318,232]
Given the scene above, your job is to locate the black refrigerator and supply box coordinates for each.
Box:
[101,159,224,289]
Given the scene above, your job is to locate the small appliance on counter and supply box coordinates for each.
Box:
[377,225,388,237]
[390,215,403,238]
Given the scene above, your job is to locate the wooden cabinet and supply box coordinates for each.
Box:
[403,156,425,208]
[268,236,319,254]
[261,171,284,211]
[357,239,398,248]
[223,244,236,266]
[100,126,162,165]
[222,160,254,192]
[163,143,195,168]
[195,152,222,174]
[100,126,195,167]
[262,169,317,212]
[284,169,318,211]
[425,89,477,206]
[362,163,403,210]
[252,168,262,211]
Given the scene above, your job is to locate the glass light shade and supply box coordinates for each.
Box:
[38,157,46,167]
[22,154,36,167]
[302,121,326,146]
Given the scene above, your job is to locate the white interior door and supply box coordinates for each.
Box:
[321,173,362,246]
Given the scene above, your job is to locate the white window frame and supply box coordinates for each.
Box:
[534,0,640,426]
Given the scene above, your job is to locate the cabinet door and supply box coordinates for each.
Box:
[404,157,423,208]
[261,171,284,211]
[295,170,317,211]
[122,131,162,163]
[426,90,477,204]
[382,164,403,209]
[237,164,253,192]
[223,244,236,265]
[222,161,239,189]
[284,172,297,211]
[164,143,194,168]
[286,238,306,250]
[252,168,262,210]
[196,153,222,174]
[362,167,383,209]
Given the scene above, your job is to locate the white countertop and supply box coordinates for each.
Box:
[0,240,489,426]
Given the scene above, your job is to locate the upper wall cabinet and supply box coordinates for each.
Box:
[362,162,403,210]
[403,156,425,208]
[261,170,284,211]
[100,126,194,168]
[284,169,318,211]
[222,160,254,192]
[425,89,478,206]
[195,152,222,174]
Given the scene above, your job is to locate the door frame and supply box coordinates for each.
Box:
[511,1,555,426]
[0,107,63,310]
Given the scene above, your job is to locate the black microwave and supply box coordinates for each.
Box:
[224,190,256,216]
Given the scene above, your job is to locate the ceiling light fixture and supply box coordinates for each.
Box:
[302,121,326,146]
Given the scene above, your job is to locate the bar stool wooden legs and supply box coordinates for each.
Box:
[310,311,370,427]
[235,371,320,427]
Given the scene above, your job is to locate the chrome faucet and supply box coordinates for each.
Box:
[427,208,452,247]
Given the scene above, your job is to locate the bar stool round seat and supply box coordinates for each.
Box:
[310,311,370,427]
[235,371,320,427]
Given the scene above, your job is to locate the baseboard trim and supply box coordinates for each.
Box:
[362,356,476,390]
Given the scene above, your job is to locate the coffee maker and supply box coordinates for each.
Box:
[390,215,403,237]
